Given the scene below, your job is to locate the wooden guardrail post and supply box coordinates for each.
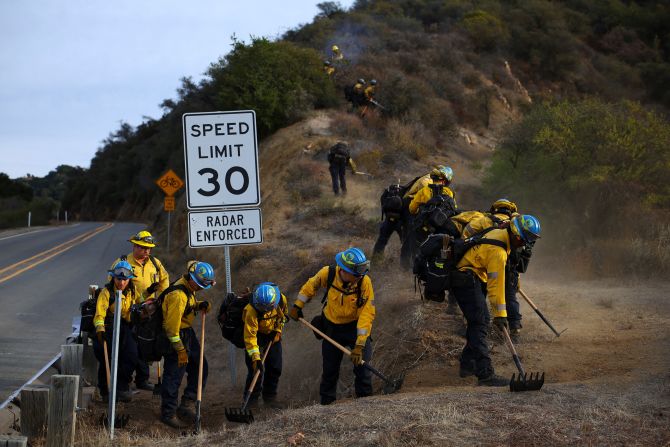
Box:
[0,435,28,447]
[61,344,84,409]
[20,385,49,439]
[46,375,79,447]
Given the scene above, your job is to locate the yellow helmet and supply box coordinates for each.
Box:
[332,44,340,52]
[129,230,156,248]
[490,198,518,216]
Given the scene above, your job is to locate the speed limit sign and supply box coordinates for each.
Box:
[182,110,260,209]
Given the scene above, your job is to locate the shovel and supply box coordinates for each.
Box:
[195,313,206,434]
[299,318,403,394]
[518,288,567,338]
[500,326,544,392]
[225,340,274,424]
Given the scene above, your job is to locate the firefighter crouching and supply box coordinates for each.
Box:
[242,282,288,408]
[160,261,214,428]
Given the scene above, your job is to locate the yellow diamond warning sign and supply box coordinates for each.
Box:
[156,169,184,197]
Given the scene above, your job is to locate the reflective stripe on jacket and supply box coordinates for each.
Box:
[295,266,375,346]
[161,277,200,344]
[456,228,511,318]
[93,285,136,330]
[243,294,288,359]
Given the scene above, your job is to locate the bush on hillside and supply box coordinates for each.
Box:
[484,98,670,268]
[208,38,338,138]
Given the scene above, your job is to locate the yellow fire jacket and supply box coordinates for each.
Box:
[109,254,170,302]
[295,266,375,346]
[403,174,431,199]
[243,294,288,360]
[456,228,511,318]
[161,276,203,344]
[94,284,137,331]
[462,212,512,238]
[409,184,457,214]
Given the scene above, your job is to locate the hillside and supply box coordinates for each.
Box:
[64,112,670,446]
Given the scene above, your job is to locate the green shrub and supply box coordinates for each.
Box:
[460,9,508,51]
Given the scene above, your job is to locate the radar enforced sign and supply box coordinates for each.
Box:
[188,208,263,247]
[183,111,260,209]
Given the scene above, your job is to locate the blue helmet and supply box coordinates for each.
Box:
[335,247,370,277]
[431,165,454,183]
[511,214,541,243]
[253,282,281,313]
[188,261,215,290]
[109,260,135,280]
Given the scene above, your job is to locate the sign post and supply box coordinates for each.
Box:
[183,110,262,388]
[156,170,184,253]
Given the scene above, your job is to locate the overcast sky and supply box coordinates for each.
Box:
[0,0,354,179]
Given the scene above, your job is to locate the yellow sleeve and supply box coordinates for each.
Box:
[155,259,170,295]
[355,278,375,346]
[243,305,261,360]
[409,186,430,214]
[485,247,508,318]
[295,266,329,309]
[93,287,110,331]
[444,187,457,208]
[163,291,186,343]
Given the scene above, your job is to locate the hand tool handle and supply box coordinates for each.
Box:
[518,289,562,337]
[241,340,273,411]
[501,326,526,377]
[195,313,206,433]
[298,318,394,385]
[103,339,111,389]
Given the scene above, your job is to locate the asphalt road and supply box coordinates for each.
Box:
[0,222,145,403]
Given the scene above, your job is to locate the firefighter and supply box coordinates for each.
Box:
[160,261,214,428]
[289,248,375,405]
[110,230,170,391]
[327,141,357,195]
[93,260,139,403]
[242,282,288,408]
[452,215,541,385]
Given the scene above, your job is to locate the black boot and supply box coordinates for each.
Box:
[459,360,476,378]
[263,395,285,409]
[177,397,196,424]
[161,414,187,429]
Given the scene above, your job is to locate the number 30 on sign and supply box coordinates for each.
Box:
[182,110,261,209]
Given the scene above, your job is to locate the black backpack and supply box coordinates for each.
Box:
[418,186,458,234]
[413,226,508,301]
[217,292,283,349]
[380,184,404,218]
[79,283,113,334]
[327,143,349,165]
[130,282,190,361]
[217,292,252,349]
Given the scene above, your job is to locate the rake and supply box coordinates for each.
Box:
[501,326,545,392]
[224,340,273,424]
[299,318,404,394]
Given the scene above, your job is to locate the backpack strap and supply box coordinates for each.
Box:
[158,282,193,315]
[320,265,366,308]
[149,255,160,273]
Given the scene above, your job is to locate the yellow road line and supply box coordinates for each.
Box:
[0,225,105,276]
[0,223,114,285]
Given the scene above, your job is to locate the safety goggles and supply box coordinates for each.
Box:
[111,267,134,279]
[135,235,155,244]
[351,260,370,277]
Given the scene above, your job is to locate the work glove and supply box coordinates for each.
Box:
[288,305,303,322]
[493,317,509,332]
[96,330,105,345]
[146,282,159,295]
[251,354,264,374]
[350,344,364,366]
[198,300,211,313]
[273,331,282,343]
[173,341,188,367]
